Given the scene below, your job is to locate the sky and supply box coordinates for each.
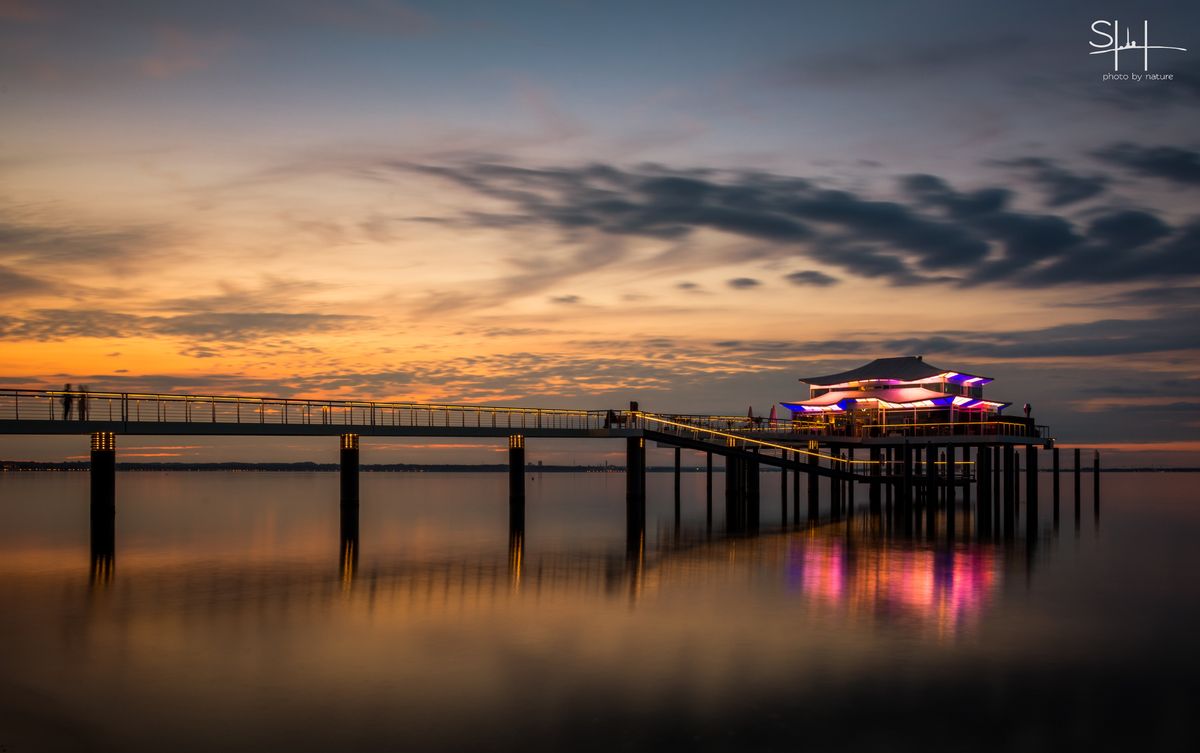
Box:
[2,0,1199,466]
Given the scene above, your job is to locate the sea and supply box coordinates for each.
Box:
[1,469,1197,752]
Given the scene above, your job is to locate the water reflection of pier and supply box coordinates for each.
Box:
[84,494,1080,639]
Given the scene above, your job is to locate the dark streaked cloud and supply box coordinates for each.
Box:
[0,309,368,341]
[0,264,53,297]
[785,270,837,287]
[726,277,760,289]
[0,210,172,268]
[404,157,1200,291]
[990,157,1109,207]
[1092,143,1200,186]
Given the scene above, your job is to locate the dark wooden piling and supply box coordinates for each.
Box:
[90,431,116,513]
[626,436,646,536]
[925,444,937,535]
[792,451,801,523]
[847,449,855,516]
[674,446,681,500]
[977,445,992,538]
[1003,445,1015,539]
[507,434,524,498]
[807,451,819,521]
[1093,449,1100,518]
[945,445,956,530]
[748,449,761,533]
[706,451,713,529]
[1025,445,1038,539]
[869,447,882,513]
[780,454,787,526]
[1052,447,1060,531]
[902,443,913,510]
[829,452,841,521]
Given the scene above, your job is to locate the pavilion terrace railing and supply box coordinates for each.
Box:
[650,414,1044,440]
[0,389,612,432]
[640,413,977,479]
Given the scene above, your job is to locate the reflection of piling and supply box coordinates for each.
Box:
[340,501,359,588]
[508,506,524,592]
[1093,449,1101,521]
[89,500,115,587]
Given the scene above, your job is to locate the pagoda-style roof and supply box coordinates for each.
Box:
[799,356,992,387]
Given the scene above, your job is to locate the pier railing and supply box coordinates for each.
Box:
[647,414,1043,440]
[0,388,610,431]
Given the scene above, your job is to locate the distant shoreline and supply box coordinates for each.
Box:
[2,461,1198,473]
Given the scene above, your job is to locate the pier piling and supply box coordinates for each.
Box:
[1026,446,1038,539]
[627,436,646,537]
[340,433,360,506]
[705,451,713,529]
[977,445,992,538]
[1003,445,1015,540]
[792,451,801,523]
[90,431,116,513]
[807,452,819,521]
[1052,447,1060,531]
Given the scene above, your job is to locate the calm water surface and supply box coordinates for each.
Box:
[2,471,1198,752]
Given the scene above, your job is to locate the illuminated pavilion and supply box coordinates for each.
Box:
[781,356,1014,437]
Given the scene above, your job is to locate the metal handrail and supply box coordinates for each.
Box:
[0,388,611,430]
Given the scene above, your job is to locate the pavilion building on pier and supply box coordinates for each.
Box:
[780,356,1030,438]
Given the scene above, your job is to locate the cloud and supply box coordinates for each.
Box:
[1092,143,1200,186]
[549,294,581,304]
[990,157,1109,207]
[0,210,170,268]
[726,277,760,289]
[0,309,368,341]
[784,270,837,287]
[0,264,54,297]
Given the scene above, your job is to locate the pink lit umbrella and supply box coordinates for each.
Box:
[768,404,777,428]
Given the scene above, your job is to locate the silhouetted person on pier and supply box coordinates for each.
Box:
[61,383,74,420]
[79,384,89,421]
[1023,402,1031,418]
